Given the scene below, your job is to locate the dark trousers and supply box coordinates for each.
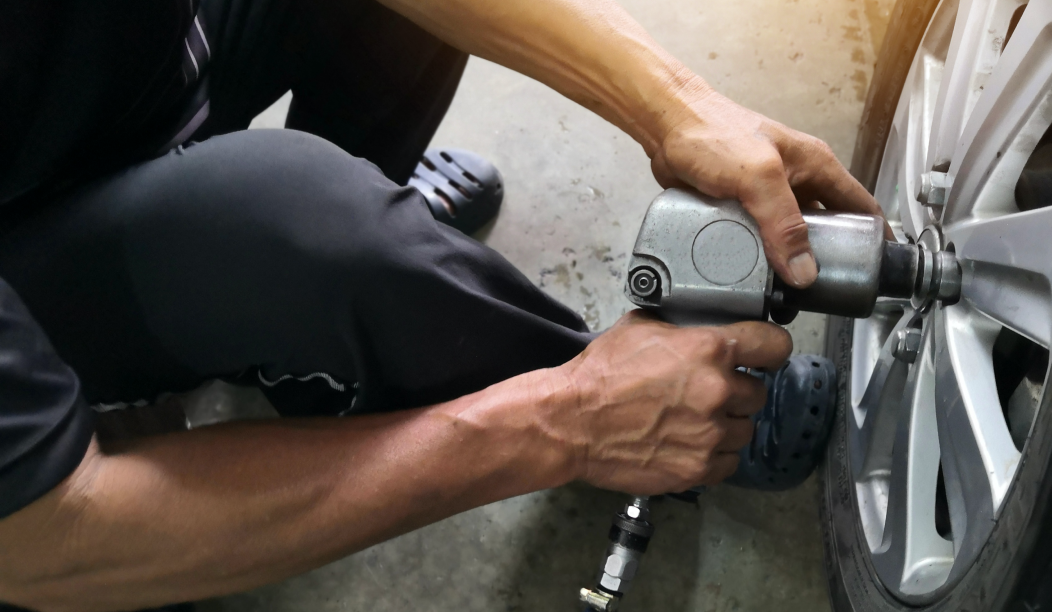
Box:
[196,0,471,186]
[0,0,591,416]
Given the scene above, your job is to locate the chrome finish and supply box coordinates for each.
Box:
[579,589,618,612]
[912,233,963,308]
[912,249,936,309]
[599,544,640,593]
[624,497,650,521]
[780,212,888,318]
[933,251,963,303]
[582,496,653,611]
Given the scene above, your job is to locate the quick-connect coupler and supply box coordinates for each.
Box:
[625,188,961,325]
[579,497,654,612]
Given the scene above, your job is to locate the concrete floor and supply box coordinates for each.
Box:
[204,1,893,610]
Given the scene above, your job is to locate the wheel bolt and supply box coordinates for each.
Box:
[892,328,922,363]
[917,171,951,207]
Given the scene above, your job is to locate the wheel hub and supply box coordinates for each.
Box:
[910,225,962,311]
[846,0,1052,597]
[833,0,1052,605]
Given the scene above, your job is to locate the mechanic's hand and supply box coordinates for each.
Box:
[649,81,886,288]
[551,311,792,495]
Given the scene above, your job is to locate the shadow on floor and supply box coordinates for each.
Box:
[499,483,709,612]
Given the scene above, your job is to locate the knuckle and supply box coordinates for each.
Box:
[774,326,794,353]
[766,212,809,249]
[786,136,837,185]
[690,329,726,359]
[706,377,733,405]
[702,328,728,351]
[748,153,786,181]
[690,466,709,486]
[666,458,698,489]
[693,453,737,485]
[804,135,836,160]
[816,140,837,162]
[710,420,732,442]
[690,455,714,483]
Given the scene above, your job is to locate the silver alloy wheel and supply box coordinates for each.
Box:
[851,0,1052,602]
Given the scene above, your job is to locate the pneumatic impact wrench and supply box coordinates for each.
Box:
[578,188,963,611]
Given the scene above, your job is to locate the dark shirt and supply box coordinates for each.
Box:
[0,0,208,518]
[0,277,93,518]
[0,0,208,208]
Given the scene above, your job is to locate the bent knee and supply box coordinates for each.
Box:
[176,129,435,256]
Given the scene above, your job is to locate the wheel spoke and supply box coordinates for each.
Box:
[852,0,1051,601]
[945,206,1052,347]
[944,1,1052,223]
[900,96,933,239]
[926,0,1026,171]
[874,1,958,240]
[873,320,954,596]
[873,122,911,239]
[850,309,915,480]
[875,103,925,239]
[933,306,1020,560]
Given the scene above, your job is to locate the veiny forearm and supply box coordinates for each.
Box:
[0,369,577,612]
[377,0,706,155]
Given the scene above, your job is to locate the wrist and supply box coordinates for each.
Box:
[626,59,714,157]
[536,363,591,485]
[439,367,584,493]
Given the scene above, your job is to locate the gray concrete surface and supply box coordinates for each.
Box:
[205,1,893,610]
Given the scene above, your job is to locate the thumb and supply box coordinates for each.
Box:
[650,151,691,191]
[739,167,817,289]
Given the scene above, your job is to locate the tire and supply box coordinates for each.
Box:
[820,1,1052,610]
[823,313,1052,612]
[849,0,942,190]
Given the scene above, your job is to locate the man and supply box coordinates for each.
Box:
[0,0,881,610]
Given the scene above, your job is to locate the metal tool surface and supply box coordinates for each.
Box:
[580,188,964,611]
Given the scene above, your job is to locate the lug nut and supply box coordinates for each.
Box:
[917,171,951,207]
[629,268,659,298]
[917,173,931,203]
[892,328,922,363]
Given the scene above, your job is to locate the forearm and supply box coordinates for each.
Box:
[378,0,705,155]
[0,369,577,612]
